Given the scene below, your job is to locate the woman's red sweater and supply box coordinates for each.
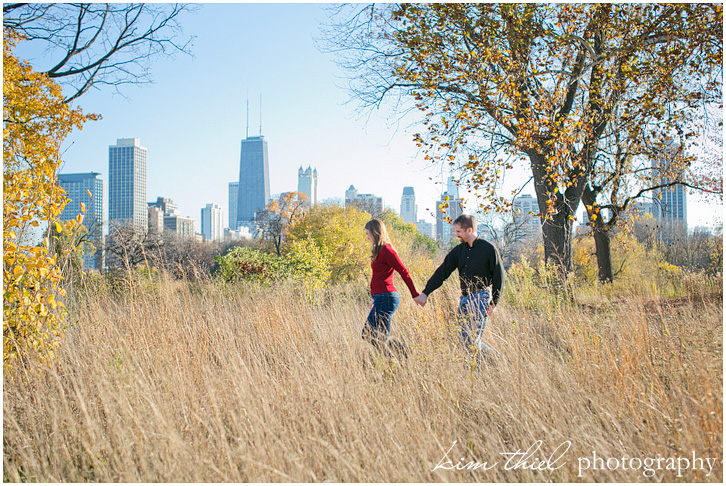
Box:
[370,244,419,298]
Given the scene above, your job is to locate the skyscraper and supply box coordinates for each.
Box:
[652,142,688,236]
[163,214,195,239]
[109,138,147,232]
[58,172,104,227]
[148,205,164,235]
[513,194,540,237]
[201,203,224,241]
[228,181,238,229]
[400,186,417,223]
[654,180,688,224]
[150,196,177,216]
[436,174,464,243]
[58,172,104,270]
[237,135,270,228]
[297,166,318,206]
[435,192,463,243]
[345,184,358,202]
[447,174,460,200]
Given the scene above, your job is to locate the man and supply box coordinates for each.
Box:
[414,214,505,359]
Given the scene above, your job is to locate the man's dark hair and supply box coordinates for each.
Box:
[453,214,476,231]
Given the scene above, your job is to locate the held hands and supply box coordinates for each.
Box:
[413,293,428,307]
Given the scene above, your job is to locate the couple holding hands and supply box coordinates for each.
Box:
[362,214,505,361]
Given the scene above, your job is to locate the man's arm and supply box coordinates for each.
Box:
[421,247,459,297]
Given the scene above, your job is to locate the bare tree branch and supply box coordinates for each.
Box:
[4,3,196,103]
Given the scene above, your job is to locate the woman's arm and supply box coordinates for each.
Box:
[382,245,419,298]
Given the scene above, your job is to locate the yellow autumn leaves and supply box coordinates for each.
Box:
[3,29,97,371]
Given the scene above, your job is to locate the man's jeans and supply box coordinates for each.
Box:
[458,289,496,355]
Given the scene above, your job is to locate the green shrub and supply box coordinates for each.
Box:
[215,240,331,296]
[215,247,279,284]
[279,237,331,293]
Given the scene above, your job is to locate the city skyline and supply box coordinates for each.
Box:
[29,3,457,233]
[21,3,719,233]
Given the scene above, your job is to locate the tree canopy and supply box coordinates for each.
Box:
[323,3,723,275]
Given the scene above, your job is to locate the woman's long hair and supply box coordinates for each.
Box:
[364,219,392,261]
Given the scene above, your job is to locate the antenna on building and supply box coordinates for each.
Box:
[259,93,263,136]
[245,89,249,139]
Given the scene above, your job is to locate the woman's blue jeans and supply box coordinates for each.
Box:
[362,292,400,344]
[458,289,496,355]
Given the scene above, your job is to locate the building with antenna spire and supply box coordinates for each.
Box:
[236,94,270,229]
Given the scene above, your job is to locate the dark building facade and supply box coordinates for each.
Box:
[237,135,270,227]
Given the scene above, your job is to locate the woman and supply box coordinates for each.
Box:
[362,218,419,357]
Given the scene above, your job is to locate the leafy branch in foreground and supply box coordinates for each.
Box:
[3,29,98,371]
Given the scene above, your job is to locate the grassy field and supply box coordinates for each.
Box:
[3,270,722,482]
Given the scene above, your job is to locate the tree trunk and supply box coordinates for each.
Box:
[530,151,576,277]
[582,185,614,283]
[540,210,574,276]
[592,226,614,283]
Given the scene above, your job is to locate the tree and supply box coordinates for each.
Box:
[323,3,723,278]
[104,221,220,280]
[3,29,96,368]
[49,220,95,282]
[104,221,159,271]
[581,140,721,282]
[148,230,219,281]
[256,192,309,256]
[3,3,194,103]
[477,209,540,268]
[287,204,436,284]
[4,4,195,370]
[287,204,372,283]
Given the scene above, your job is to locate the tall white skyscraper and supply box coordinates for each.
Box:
[201,203,224,241]
[297,166,318,206]
[400,186,417,223]
[109,138,147,232]
[228,181,238,229]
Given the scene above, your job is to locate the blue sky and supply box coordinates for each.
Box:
[14,2,723,232]
[30,3,454,229]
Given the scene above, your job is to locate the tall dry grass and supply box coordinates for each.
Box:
[3,270,722,482]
